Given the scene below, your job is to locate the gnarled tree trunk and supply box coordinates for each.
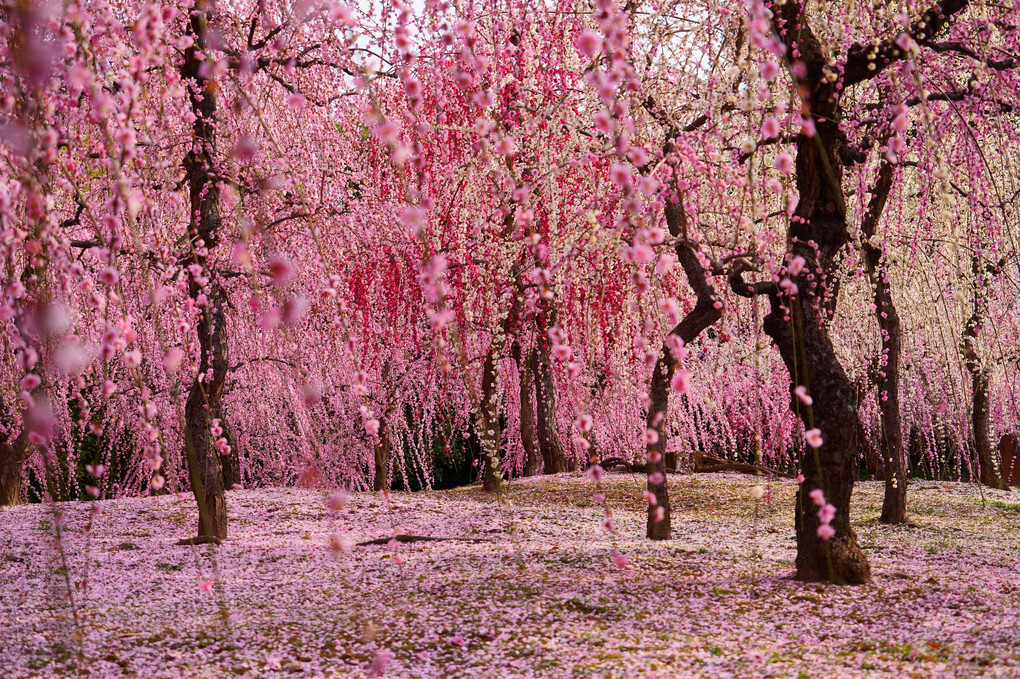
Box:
[729,1,882,583]
[972,368,1008,490]
[515,344,543,477]
[531,343,570,474]
[644,198,723,540]
[373,416,391,492]
[860,162,907,523]
[0,434,31,507]
[180,3,229,540]
[760,287,872,584]
[183,286,230,539]
[961,256,1009,491]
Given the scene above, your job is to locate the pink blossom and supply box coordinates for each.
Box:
[586,465,605,482]
[655,253,676,274]
[758,61,780,80]
[775,153,794,175]
[794,385,813,405]
[163,348,184,374]
[576,31,602,58]
[610,164,632,188]
[370,650,393,676]
[805,428,823,448]
[267,254,295,285]
[326,492,348,512]
[624,244,655,265]
[494,136,517,155]
[670,370,691,394]
[99,267,120,286]
[551,344,572,361]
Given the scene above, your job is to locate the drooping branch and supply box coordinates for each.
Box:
[843,0,970,87]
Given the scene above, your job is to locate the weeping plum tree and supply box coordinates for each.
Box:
[3,0,1020,599]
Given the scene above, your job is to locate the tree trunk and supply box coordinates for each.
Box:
[183,286,230,540]
[761,291,872,584]
[961,256,1009,491]
[972,369,1008,490]
[856,411,885,482]
[729,6,872,583]
[516,345,543,477]
[479,339,503,492]
[999,433,1020,486]
[531,344,570,473]
[0,438,28,506]
[860,162,907,523]
[644,198,724,540]
[180,3,229,540]
[373,417,390,492]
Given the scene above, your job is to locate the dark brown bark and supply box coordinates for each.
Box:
[180,3,229,540]
[693,451,795,478]
[1000,433,1020,486]
[971,369,1008,490]
[843,0,971,87]
[644,198,723,540]
[860,162,908,524]
[531,343,570,474]
[373,416,391,492]
[758,289,872,584]
[859,418,885,482]
[183,286,230,539]
[514,344,543,477]
[726,0,875,584]
[961,258,1009,491]
[0,435,30,506]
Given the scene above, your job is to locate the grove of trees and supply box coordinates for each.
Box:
[2,0,1018,590]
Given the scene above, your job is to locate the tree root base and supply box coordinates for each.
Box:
[597,454,794,478]
[176,536,223,546]
[356,534,489,547]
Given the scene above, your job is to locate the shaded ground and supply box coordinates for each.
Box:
[1,473,1018,678]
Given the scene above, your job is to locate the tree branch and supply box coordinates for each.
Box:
[844,0,970,87]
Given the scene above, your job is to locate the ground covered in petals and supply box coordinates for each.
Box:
[1,474,1018,678]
